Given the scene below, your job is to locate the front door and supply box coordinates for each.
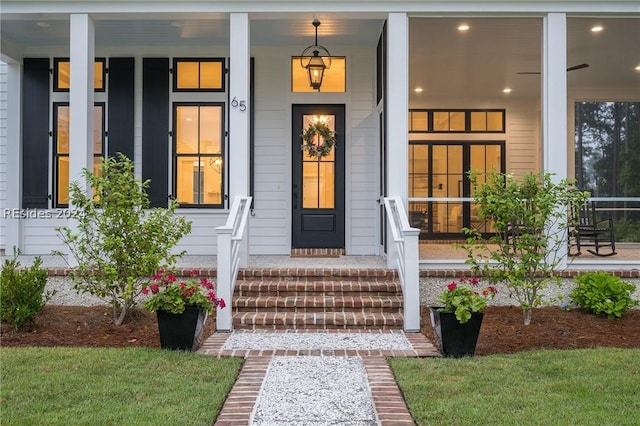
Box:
[292,105,345,248]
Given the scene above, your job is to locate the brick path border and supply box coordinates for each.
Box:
[213,356,417,426]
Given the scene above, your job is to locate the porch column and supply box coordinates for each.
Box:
[68,14,95,265]
[542,13,568,268]
[4,61,23,252]
[229,13,250,199]
[229,12,250,264]
[386,13,409,267]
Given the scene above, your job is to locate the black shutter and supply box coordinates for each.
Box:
[22,58,50,209]
[142,58,169,207]
[108,57,134,160]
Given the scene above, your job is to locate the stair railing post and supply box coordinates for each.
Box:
[216,227,233,331]
[403,227,421,332]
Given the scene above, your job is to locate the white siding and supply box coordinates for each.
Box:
[0,62,6,254]
[348,51,379,255]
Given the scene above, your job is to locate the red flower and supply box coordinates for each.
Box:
[150,284,159,294]
[179,281,186,289]
[218,298,226,309]
[447,281,457,291]
[142,287,149,295]
[190,269,199,277]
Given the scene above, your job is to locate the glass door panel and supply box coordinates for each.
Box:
[301,114,336,209]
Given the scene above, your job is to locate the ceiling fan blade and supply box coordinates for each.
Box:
[567,63,589,72]
[518,63,589,75]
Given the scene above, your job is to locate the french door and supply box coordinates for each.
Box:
[408,141,505,238]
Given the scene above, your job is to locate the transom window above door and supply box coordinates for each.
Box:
[409,109,505,133]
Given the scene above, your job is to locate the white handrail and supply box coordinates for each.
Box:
[215,196,252,331]
[383,196,420,332]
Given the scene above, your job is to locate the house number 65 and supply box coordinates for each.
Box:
[231,97,247,112]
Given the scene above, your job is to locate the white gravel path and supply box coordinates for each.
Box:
[223,331,412,351]
[250,356,378,426]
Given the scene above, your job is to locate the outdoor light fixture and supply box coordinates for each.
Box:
[300,19,332,91]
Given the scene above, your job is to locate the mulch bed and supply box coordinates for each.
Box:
[2,305,639,355]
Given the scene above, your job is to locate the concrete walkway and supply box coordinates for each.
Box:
[198,330,440,425]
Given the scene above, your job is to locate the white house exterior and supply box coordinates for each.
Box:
[1,1,639,268]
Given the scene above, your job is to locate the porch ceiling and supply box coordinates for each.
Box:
[1,14,639,101]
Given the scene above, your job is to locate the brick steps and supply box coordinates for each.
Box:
[231,268,404,330]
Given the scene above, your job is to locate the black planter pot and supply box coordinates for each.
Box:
[429,307,483,358]
[156,306,207,351]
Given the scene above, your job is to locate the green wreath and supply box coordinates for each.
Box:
[301,122,337,159]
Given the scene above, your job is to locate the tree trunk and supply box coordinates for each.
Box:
[522,307,532,325]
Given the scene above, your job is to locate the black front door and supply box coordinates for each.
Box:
[292,104,345,248]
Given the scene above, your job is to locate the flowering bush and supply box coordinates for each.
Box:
[437,277,497,324]
[142,269,226,315]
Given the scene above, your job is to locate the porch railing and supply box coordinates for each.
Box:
[215,196,252,331]
[383,196,421,332]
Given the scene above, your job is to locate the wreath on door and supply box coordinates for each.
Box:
[301,122,337,159]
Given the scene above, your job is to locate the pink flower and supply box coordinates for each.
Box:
[469,277,480,286]
[201,278,214,290]
[190,269,199,277]
[218,298,226,309]
[142,287,149,295]
[179,281,186,289]
[150,284,159,294]
[447,281,457,291]
[488,286,498,295]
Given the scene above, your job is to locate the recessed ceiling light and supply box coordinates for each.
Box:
[414,87,424,93]
[591,25,604,32]
[458,24,470,31]
[503,88,512,94]
[635,65,640,71]
[36,22,50,28]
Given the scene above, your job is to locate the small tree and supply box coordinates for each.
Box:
[462,171,588,325]
[55,154,192,325]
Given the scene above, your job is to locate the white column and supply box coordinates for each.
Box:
[386,13,409,267]
[68,14,95,265]
[543,13,568,268]
[69,14,95,198]
[228,13,250,199]
[229,13,250,263]
[386,13,409,201]
[5,62,23,253]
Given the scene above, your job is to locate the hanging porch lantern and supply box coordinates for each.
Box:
[300,19,332,91]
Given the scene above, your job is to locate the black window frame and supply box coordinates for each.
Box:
[172,101,226,208]
[409,109,506,133]
[52,102,106,208]
[53,57,107,92]
[172,58,226,93]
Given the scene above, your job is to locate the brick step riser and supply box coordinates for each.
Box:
[232,312,404,330]
[234,307,404,314]
[233,296,403,311]
[237,274,398,281]
[235,290,403,298]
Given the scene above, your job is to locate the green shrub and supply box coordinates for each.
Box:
[0,251,54,328]
[570,272,639,319]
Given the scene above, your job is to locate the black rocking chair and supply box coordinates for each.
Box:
[569,201,616,257]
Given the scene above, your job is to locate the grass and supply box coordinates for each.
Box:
[389,348,640,426]
[0,347,243,425]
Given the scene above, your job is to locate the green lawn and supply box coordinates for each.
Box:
[389,348,640,426]
[0,347,243,425]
